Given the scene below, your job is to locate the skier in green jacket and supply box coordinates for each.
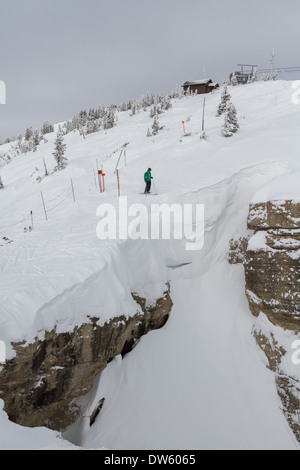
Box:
[144,168,153,194]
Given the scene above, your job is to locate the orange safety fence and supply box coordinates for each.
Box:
[46,191,73,213]
[45,188,72,204]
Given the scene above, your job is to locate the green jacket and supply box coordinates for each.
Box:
[144,171,152,182]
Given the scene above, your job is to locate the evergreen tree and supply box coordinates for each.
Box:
[217,85,231,116]
[103,107,116,129]
[32,130,40,152]
[0,176,4,189]
[86,119,100,135]
[230,71,238,86]
[41,121,54,135]
[152,116,160,135]
[53,131,67,170]
[222,103,239,137]
[150,105,157,118]
[161,94,172,111]
[272,71,278,81]
[130,103,136,116]
[25,127,33,141]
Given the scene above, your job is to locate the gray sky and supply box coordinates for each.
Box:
[1,0,299,140]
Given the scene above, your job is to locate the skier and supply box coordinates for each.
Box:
[144,168,153,194]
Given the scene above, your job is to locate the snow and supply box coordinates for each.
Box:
[183,79,212,86]
[247,231,268,251]
[65,266,297,451]
[252,171,300,203]
[0,80,300,449]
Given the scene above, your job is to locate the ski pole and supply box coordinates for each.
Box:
[152,180,157,195]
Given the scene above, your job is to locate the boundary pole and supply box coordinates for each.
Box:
[71,178,76,203]
[41,192,48,221]
[98,171,103,193]
[116,169,120,198]
[114,149,124,174]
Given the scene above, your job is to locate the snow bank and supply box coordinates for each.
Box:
[252,170,300,203]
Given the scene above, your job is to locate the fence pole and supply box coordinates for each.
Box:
[97,160,102,194]
[116,169,120,198]
[71,178,76,203]
[114,149,124,174]
[98,171,103,193]
[41,192,48,221]
[30,211,34,230]
[102,172,106,193]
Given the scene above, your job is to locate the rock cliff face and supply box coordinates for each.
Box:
[245,200,300,331]
[0,286,173,431]
[229,200,300,443]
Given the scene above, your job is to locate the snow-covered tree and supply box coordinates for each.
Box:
[130,103,136,116]
[41,121,54,135]
[150,105,157,118]
[103,107,116,129]
[25,127,33,141]
[152,116,160,135]
[0,176,4,189]
[32,130,40,152]
[53,131,67,170]
[217,85,231,116]
[230,71,238,86]
[86,119,100,135]
[222,103,239,137]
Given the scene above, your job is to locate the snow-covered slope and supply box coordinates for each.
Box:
[0,81,299,449]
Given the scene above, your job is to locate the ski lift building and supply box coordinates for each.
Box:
[230,64,258,84]
[182,79,219,95]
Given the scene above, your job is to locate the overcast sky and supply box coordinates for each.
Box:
[0,0,299,140]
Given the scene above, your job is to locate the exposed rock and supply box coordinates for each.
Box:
[228,237,250,264]
[0,286,173,431]
[248,200,300,231]
[245,200,300,331]
[253,326,300,444]
[89,398,105,427]
[230,199,300,444]
[253,329,285,372]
